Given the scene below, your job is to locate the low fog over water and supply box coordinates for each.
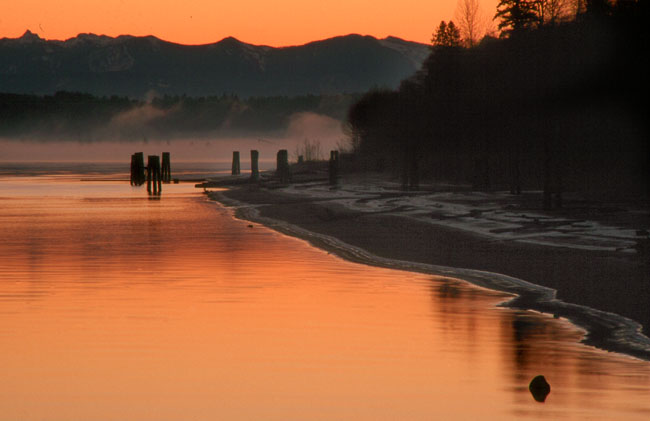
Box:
[0,111,345,164]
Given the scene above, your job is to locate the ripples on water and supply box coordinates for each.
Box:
[0,164,649,420]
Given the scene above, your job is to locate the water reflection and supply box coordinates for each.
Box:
[0,176,648,420]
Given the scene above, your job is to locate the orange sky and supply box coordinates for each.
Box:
[1,0,499,46]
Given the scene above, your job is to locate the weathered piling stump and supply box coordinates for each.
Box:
[154,156,162,194]
[161,152,171,183]
[329,150,339,186]
[146,156,153,193]
[136,152,145,183]
[147,155,162,195]
[250,150,260,182]
[130,154,137,186]
[276,149,290,184]
[130,152,145,186]
[232,151,241,175]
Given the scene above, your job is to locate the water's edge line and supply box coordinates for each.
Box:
[209,191,650,362]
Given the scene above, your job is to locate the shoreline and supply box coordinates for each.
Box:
[205,181,650,361]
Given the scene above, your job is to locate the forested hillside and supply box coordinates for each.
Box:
[347,1,648,202]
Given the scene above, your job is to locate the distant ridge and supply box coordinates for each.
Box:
[0,31,430,98]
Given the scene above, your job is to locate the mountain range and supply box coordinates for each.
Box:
[0,31,430,98]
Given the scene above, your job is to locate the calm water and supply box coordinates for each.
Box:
[0,165,649,420]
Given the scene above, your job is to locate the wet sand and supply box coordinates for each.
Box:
[208,182,650,360]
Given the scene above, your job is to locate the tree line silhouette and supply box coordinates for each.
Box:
[346,1,648,205]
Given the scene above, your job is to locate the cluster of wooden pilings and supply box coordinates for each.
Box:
[130,151,172,195]
[229,149,340,186]
[230,149,262,181]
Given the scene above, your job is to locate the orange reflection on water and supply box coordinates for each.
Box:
[0,177,649,420]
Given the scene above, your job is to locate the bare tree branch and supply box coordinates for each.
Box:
[455,0,491,47]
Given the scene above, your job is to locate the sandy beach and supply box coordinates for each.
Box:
[202,172,650,360]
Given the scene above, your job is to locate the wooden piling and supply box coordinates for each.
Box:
[146,156,153,193]
[155,156,162,194]
[130,152,145,186]
[136,152,145,184]
[147,155,162,195]
[130,154,136,186]
[250,150,259,182]
[329,150,339,186]
[232,151,241,175]
[161,152,171,183]
[276,149,290,183]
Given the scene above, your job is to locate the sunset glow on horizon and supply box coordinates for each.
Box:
[1,0,499,46]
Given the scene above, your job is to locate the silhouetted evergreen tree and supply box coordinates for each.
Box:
[432,21,463,47]
[495,0,542,36]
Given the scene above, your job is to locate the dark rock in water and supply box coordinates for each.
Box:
[529,375,551,402]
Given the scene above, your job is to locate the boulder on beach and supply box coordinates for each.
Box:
[529,375,551,402]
